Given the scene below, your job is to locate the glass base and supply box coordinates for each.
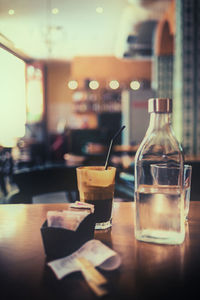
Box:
[95,219,112,230]
[135,229,185,245]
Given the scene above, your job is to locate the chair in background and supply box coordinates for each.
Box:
[7,165,78,204]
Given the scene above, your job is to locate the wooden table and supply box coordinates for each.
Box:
[0,202,200,300]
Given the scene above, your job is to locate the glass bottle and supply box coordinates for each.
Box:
[134,98,185,245]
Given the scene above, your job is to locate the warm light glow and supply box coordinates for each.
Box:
[27,65,35,77]
[26,65,44,123]
[73,91,84,101]
[89,80,99,90]
[0,206,25,239]
[52,8,59,14]
[8,9,15,15]
[0,48,26,147]
[96,7,104,14]
[27,81,43,120]
[109,80,119,89]
[68,80,78,90]
[130,80,140,90]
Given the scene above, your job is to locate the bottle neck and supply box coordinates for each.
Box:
[148,112,172,131]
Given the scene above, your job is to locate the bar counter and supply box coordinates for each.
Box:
[0,201,200,300]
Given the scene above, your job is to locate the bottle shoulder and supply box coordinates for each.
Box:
[135,131,184,164]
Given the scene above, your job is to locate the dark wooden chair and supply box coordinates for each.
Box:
[7,165,79,204]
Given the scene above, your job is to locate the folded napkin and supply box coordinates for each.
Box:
[48,239,121,279]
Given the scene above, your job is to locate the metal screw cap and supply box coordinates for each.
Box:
[148,98,172,113]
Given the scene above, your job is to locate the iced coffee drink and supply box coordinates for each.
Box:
[76,166,116,230]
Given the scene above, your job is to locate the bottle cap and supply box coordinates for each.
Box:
[148,98,172,113]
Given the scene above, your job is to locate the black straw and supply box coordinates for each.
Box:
[104,125,126,170]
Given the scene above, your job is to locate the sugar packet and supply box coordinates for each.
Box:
[47,209,90,231]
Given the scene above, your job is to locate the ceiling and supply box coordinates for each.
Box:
[0,0,171,61]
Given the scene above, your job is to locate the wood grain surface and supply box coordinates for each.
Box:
[0,202,199,300]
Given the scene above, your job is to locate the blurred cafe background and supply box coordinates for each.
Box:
[0,0,200,203]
